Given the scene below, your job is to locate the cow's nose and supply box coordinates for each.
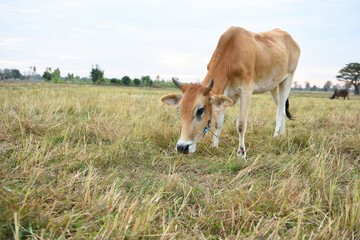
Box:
[176,143,190,154]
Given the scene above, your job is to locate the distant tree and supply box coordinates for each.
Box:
[323,80,332,91]
[121,76,132,86]
[90,65,104,84]
[3,69,10,78]
[29,66,36,78]
[311,85,318,91]
[51,68,61,82]
[336,62,360,95]
[332,83,342,91]
[110,78,122,85]
[74,76,81,82]
[110,78,117,84]
[305,81,310,90]
[65,73,75,81]
[293,81,300,90]
[133,78,141,86]
[141,75,153,86]
[3,69,22,79]
[98,78,107,84]
[42,71,51,81]
[11,69,22,79]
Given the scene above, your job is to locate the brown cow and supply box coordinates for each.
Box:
[161,27,300,159]
[330,89,349,100]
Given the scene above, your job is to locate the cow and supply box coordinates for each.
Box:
[330,89,349,100]
[160,27,300,159]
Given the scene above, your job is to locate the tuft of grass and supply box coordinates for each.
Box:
[0,83,359,239]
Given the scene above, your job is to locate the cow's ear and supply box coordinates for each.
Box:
[160,94,183,108]
[210,94,233,109]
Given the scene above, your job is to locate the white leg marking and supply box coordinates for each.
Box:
[211,108,225,148]
[270,86,279,106]
[274,74,294,137]
[237,91,252,160]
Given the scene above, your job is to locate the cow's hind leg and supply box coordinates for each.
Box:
[271,86,292,120]
[237,90,252,160]
[274,74,294,137]
[270,86,279,106]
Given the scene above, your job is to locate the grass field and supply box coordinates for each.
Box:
[0,83,359,239]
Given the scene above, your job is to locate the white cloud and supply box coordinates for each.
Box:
[40,53,92,61]
[17,8,40,14]
[0,60,32,69]
[69,27,99,35]
[1,0,359,83]
[0,38,26,49]
[0,3,8,9]
[161,51,194,67]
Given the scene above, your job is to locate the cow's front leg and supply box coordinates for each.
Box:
[211,107,225,148]
[237,91,252,160]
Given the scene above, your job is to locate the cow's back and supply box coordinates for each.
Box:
[253,29,300,87]
[204,27,300,94]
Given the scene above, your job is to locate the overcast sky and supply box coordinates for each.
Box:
[1,0,359,86]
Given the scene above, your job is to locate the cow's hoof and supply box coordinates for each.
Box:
[237,147,247,161]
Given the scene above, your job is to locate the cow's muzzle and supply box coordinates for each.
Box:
[176,144,189,154]
[176,141,196,154]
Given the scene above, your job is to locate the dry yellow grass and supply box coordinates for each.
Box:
[0,83,359,239]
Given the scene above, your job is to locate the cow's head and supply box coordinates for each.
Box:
[160,78,232,154]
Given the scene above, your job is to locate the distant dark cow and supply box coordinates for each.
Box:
[330,89,349,100]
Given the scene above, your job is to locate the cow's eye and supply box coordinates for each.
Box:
[196,107,205,120]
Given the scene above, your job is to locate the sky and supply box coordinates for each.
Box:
[1,0,359,86]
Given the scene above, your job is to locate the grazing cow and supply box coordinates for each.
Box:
[330,89,349,100]
[161,27,300,159]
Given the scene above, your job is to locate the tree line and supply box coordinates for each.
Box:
[0,67,42,81]
[1,62,359,94]
[89,65,173,87]
[40,64,174,87]
[291,62,359,94]
[292,80,342,92]
[0,65,173,87]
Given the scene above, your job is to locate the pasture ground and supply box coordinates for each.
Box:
[0,83,359,239]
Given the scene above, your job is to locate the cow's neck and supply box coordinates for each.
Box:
[201,70,228,95]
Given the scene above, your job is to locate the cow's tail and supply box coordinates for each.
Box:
[285,98,294,120]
